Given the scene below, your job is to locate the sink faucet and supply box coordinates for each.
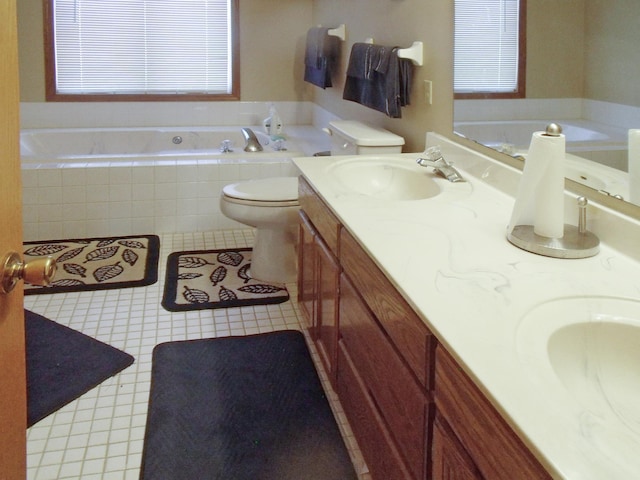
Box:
[241,127,263,152]
[416,146,465,182]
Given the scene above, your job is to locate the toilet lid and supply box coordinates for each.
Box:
[222,177,299,202]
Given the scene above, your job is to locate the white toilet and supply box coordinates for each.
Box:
[219,121,405,284]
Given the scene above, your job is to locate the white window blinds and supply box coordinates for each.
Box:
[454,0,520,94]
[52,0,233,95]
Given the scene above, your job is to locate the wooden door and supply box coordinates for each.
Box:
[0,1,27,478]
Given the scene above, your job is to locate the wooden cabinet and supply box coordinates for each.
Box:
[339,272,430,480]
[432,412,483,480]
[297,175,552,480]
[297,211,316,329]
[434,346,552,480]
[298,177,341,385]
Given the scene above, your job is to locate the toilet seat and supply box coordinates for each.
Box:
[222,177,299,207]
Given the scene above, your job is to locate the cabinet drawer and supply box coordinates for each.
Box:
[341,228,434,388]
[337,341,413,480]
[340,274,427,480]
[435,346,551,480]
[299,176,341,257]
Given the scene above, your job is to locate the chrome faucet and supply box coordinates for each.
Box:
[241,127,263,152]
[416,146,465,182]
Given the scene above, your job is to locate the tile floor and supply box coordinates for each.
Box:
[24,229,369,480]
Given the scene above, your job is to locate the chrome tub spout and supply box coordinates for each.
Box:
[241,127,263,152]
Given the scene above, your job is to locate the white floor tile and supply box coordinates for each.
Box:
[25,229,367,479]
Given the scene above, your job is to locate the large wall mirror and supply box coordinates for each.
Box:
[453,0,640,212]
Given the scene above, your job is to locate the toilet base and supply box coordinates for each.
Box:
[250,226,297,284]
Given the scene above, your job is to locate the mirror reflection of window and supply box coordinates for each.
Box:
[454,0,526,99]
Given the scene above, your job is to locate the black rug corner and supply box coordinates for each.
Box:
[140,330,357,480]
[25,309,134,427]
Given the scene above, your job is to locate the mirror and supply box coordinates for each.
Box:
[453,1,640,209]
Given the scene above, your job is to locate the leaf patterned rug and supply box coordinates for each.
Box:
[23,235,160,295]
[161,248,289,311]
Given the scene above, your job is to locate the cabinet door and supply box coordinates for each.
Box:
[297,212,316,332]
[315,235,340,386]
[340,274,428,480]
[432,413,483,480]
[435,346,551,480]
[337,341,414,480]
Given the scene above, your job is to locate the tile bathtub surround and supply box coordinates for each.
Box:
[22,159,300,241]
[25,229,369,480]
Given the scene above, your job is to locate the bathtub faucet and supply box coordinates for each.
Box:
[241,128,263,152]
[416,146,465,182]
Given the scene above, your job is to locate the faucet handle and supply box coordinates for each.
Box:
[422,145,444,162]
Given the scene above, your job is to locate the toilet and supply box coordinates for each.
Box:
[219,121,405,284]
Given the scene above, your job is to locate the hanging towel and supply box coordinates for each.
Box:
[304,27,340,89]
[343,43,413,118]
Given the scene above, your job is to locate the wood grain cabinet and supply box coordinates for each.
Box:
[298,177,341,385]
[434,346,552,480]
[297,175,552,480]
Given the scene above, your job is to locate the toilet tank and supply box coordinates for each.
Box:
[327,120,405,155]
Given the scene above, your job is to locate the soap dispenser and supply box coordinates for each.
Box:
[268,105,283,138]
[263,103,283,138]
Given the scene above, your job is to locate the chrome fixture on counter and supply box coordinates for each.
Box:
[508,197,600,259]
[220,139,234,153]
[416,146,465,182]
[241,127,263,152]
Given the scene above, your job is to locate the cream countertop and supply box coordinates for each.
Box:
[293,133,640,480]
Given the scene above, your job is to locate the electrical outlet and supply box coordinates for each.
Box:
[423,79,433,105]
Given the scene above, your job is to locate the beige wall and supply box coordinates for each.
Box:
[585,0,640,107]
[311,0,455,152]
[19,1,636,153]
[17,0,315,103]
[526,0,585,99]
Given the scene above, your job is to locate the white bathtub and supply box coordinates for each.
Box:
[454,119,629,171]
[454,119,628,150]
[20,126,328,241]
[20,126,319,164]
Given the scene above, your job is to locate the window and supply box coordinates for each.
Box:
[44,0,239,101]
[454,0,526,98]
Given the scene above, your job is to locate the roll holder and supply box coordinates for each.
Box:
[507,196,600,259]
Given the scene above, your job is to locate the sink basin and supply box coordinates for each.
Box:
[327,157,441,201]
[549,319,640,429]
[517,296,640,435]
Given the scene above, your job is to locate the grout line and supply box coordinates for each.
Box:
[24,229,368,479]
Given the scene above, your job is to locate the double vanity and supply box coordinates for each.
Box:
[293,133,640,479]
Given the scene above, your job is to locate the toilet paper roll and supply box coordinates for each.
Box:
[629,129,640,204]
[508,131,566,238]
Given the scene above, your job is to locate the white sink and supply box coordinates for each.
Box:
[327,157,441,201]
[516,296,640,464]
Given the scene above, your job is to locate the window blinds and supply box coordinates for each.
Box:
[53,0,233,95]
[454,0,520,93]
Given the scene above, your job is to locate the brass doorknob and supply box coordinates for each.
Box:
[0,251,57,294]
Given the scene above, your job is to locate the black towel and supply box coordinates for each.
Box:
[304,27,340,89]
[343,42,413,118]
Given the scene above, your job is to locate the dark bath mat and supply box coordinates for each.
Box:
[24,234,160,295]
[140,330,357,480]
[25,310,134,427]
[162,248,289,312]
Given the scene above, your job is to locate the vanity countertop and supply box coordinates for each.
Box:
[293,133,640,480]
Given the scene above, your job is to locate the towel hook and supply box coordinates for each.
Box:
[397,41,423,66]
[360,39,423,66]
[327,24,346,41]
